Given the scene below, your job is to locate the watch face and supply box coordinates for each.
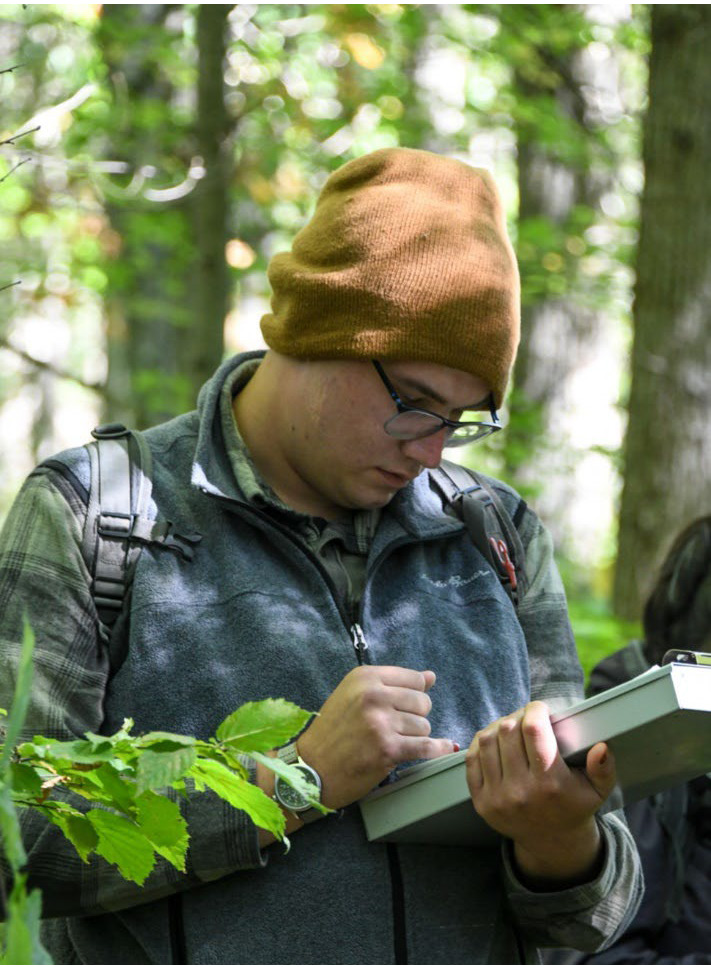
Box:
[275,764,320,812]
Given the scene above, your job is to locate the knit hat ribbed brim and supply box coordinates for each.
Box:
[261,147,520,408]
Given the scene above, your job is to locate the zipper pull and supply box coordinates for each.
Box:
[351,623,369,664]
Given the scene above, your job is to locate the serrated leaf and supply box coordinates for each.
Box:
[251,751,330,816]
[213,747,251,779]
[191,742,248,780]
[41,808,98,862]
[137,731,197,748]
[188,759,285,839]
[73,762,135,813]
[9,762,43,799]
[136,746,197,795]
[135,791,188,871]
[25,738,116,765]
[215,699,313,754]
[87,810,156,885]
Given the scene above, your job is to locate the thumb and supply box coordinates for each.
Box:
[585,742,617,802]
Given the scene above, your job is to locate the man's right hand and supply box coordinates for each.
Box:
[296,664,455,809]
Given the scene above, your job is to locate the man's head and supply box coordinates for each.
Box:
[236,352,492,520]
[260,147,520,410]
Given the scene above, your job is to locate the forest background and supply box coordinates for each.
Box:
[1,3,710,677]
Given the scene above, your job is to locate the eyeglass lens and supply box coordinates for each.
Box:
[384,410,497,446]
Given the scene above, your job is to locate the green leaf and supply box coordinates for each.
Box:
[135,791,188,871]
[215,699,313,754]
[0,783,26,869]
[20,738,116,766]
[188,759,285,839]
[8,762,43,799]
[40,806,98,863]
[136,746,197,795]
[0,874,52,965]
[137,731,197,748]
[73,762,135,813]
[87,810,156,885]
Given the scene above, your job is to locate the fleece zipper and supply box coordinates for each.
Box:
[205,492,414,963]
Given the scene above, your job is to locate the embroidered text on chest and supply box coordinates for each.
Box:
[422,569,491,589]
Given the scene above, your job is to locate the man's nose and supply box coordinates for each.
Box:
[400,429,448,469]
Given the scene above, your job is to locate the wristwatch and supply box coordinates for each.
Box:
[273,742,323,823]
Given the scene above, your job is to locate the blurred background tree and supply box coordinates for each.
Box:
[1,3,709,673]
[614,4,711,620]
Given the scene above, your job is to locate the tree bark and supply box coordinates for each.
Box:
[99,5,233,428]
[191,4,232,393]
[614,6,711,618]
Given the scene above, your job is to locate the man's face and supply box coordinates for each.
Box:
[281,358,491,519]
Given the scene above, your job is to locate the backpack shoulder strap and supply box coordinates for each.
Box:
[429,460,528,607]
[82,422,201,644]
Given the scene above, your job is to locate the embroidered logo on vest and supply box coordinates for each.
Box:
[422,570,491,589]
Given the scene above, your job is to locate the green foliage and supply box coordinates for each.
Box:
[567,592,641,682]
[0,621,322,965]
[0,621,51,965]
[5,701,320,888]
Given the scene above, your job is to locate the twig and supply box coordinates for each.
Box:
[0,158,30,184]
[0,64,23,75]
[0,125,40,146]
[0,337,105,393]
[0,281,21,294]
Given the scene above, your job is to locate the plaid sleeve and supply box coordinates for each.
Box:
[0,467,265,919]
[516,503,584,709]
[502,503,643,950]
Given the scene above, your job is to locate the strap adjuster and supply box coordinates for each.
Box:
[97,511,135,538]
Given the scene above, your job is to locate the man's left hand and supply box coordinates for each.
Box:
[465,700,616,886]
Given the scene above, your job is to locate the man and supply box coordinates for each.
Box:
[0,147,641,964]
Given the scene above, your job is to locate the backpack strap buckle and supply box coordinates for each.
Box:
[97,511,136,539]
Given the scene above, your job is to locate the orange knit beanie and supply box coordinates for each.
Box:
[260,147,520,408]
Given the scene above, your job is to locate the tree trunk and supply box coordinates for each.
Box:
[191,4,232,393]
[508,37,615,560]
[99,5,233,428]
[614,6,711,618]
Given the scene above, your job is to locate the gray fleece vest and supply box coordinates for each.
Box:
[48,354,531,965]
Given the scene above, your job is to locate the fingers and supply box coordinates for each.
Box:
[466,702,556,797]
[401,734,457,761]
[585,742,617,801]
[388,685,432,718]
[377,665,436,692]
[519,701,558,775]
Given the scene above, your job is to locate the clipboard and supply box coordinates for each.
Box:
[359,662,711,845]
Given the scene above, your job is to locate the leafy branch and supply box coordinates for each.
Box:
[0,623,323,963]
[7,700,322,885]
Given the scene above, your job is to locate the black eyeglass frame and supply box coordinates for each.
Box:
[372,360,502,448]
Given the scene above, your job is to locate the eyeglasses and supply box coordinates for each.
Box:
[372,360,502,448]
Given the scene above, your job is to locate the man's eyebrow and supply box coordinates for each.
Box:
[397,375,488,410]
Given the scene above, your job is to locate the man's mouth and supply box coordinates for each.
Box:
[376,467,417,488]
